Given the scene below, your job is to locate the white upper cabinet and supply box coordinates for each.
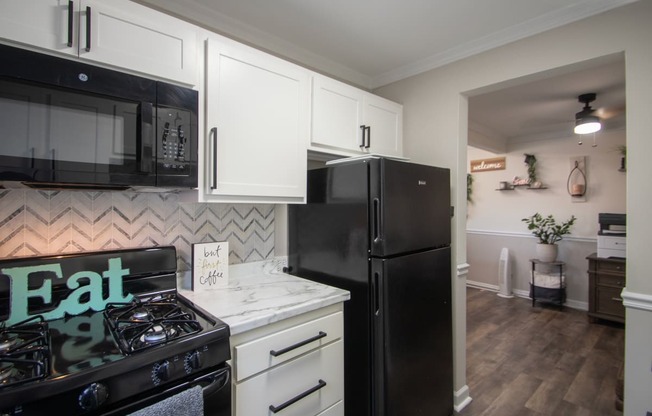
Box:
[0,0,198,85]
[310,74,403,157]
[311,75,365,153]
[202,36,308,204]
[361,93,403,156]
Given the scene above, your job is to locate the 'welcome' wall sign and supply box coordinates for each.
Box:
[470,157,506,173]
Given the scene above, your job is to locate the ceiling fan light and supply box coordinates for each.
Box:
[574,116,602,134]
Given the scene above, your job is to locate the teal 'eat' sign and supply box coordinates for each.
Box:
[2,257,134,326]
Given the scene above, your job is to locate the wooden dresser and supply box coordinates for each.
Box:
[587,253,626,323]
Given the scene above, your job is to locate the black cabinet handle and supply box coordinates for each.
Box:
[269,331,327,357]
[359,125,366,148]
[365,126,371,148]
[269,379,327,413]
[85,6,91,52]
[67,1,74,47]
[210,127,218,190]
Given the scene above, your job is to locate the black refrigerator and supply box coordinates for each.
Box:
[288,157,453,416]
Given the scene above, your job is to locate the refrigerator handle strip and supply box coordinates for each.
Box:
[373,272,380,315]
[373,198,380,242]
[269,331,327,357]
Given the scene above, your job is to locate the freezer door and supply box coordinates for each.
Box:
[371,247,453,416]
[369,159,450,257]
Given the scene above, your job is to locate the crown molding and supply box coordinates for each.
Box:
[371,0,638,88]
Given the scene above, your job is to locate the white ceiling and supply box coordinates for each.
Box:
[135,0,631,149]
[468,55,626,151]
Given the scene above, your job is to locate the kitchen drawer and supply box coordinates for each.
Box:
[596,286,626,318]
[234,311,343,381]
[596,260,626,274]
[235,340,344,416]
[596,273,626,288]
[316,400,344,416]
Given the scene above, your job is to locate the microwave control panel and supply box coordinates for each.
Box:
[158,107,191,174]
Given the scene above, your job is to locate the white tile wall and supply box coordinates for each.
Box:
[0,189,274,270]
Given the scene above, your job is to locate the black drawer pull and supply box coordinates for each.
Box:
[270,331,327,357]
[612,297,624,302]
[269,379,327,413]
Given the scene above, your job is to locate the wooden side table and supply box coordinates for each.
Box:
[529,259,566,307]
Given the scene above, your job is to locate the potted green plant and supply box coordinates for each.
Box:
[521,213,577,262]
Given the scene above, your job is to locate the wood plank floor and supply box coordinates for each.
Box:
[456,288,624,416]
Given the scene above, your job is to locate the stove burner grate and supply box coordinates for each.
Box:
[105,293,203,354]
[0,318,50,388]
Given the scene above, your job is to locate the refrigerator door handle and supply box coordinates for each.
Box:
[373,198,380,242]
[372,272,381,315]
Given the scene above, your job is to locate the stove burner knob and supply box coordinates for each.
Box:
[78,382,109,411]
[184,349,203,373]
[152,360,171,385]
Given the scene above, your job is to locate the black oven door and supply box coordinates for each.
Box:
[0,44,157,188]
[104,364,231,416]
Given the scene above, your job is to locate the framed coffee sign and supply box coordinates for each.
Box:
[192,241,229,291]
[470,157,506,172]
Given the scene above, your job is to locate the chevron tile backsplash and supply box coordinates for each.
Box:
[0,189,274,271]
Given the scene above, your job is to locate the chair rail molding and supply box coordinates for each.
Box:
[621,288,652,312]
[457,263,470,278]
[466,229,596,243]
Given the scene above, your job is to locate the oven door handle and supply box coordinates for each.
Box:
[199,365,230,397]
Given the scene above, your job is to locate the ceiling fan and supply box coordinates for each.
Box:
[574,93,601,134]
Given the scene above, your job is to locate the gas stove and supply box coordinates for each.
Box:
[0,246,231,416]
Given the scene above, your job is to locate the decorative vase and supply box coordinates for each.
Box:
[536,243,558,263]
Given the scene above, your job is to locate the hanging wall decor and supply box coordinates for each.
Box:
[567,156,587,202]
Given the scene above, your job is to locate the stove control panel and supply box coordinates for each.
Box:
[184,349,204,373]
[78,382,109,411]
[152,360,171,385]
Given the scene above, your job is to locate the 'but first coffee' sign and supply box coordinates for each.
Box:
[192,242,229,291]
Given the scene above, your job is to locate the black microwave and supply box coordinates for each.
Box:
[0,44,198,190]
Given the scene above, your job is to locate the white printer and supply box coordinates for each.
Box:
[597,213,626,258]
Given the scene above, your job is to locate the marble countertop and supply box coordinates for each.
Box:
[177,258,350,335]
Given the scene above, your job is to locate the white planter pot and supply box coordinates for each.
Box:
[536,243,558,263]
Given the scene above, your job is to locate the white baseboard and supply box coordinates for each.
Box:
[467,280,588,311]
[454,384,472,412]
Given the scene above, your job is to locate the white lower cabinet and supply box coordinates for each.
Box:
[316,401,344,416]
[234,341,343,416]
[229,305,344,416]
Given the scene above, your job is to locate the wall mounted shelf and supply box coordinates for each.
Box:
[495,185,548,191]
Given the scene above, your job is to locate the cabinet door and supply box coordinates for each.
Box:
[204,37,308,203]
[362,94,403,157]
[0,0,77,55]
[80,0,198,85]
[0,0,197,85]
[311,75,364,153]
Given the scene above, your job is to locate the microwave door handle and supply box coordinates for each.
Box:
[51,149,56,181]
[137,102,154,173]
